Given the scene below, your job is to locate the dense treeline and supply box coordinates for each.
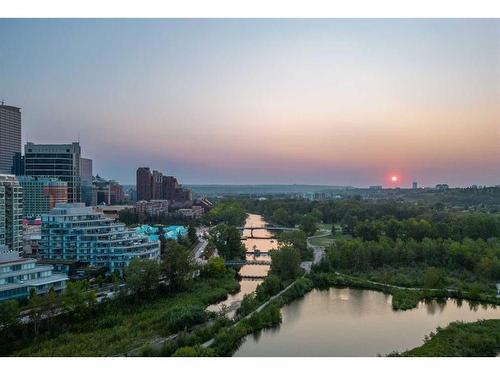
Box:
[318,237,500,294]
[237,198,425,227]
[352,214,500,242]
[234,197,500,239]
[202,202,247,226]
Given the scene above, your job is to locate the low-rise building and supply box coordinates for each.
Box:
[135,199,169,216]
[0,247,68,302]
[177,205,204,219]
[95,204,134,219]
[23,223,41,256]
[40,203,160,274]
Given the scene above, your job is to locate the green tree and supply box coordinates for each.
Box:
[204,256,226,278]
[187,225,198,245]
[27,291,42,335]
[278,230,310,260]
[62,281,96,320]
[124,258,160,298]
[255,274,281,298]
[272,208,289,226]
[278,230,307,252]
[422,267,446,289]
[162,242,195,291]
[0,300,20,328]
[310,208,323,222]
[205,202,246,226]
[208,224,246,260]
[43,288,60,332]
[158,227,168,255]
[172,346,197,357]
[299,215,317,236]
[271,245,302,281]
[354,220,379,241]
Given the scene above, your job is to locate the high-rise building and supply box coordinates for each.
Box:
[162,175,178,200]
[40,203,160,273]
[24,142,81,203]
[92,174,111,205]
[0,104,21,174]
[80,158,93,206]
[80,158,93,185]
[110,180,124,204]
[412,181,418,189]
[17,176,68,216]
[136,167,152,201]
[152,170,164,200]
[0,174,23,252]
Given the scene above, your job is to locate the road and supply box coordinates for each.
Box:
[300,231,329,273]
[192,227,209,263]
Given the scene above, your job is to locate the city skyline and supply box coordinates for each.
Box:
[1,19,499,187]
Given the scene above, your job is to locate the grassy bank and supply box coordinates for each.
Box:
[209,276,314,356]
[392,319,500,356]
[144,277,314,357]
[4,272,239,357]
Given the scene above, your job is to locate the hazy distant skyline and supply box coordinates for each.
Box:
[1,19,499,187]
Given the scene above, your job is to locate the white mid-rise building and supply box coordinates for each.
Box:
[0,247,68,301]
[40,203,160,273]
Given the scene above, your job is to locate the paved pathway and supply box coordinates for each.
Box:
[300,231,329,273]
[202,279,299,348]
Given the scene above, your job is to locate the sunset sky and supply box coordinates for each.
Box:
[1,19,499,187]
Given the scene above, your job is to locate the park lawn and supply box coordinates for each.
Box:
[11,274,239,357]
[309,235,335,247]
[316,223,333,233]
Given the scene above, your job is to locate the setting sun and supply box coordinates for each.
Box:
[391,176,398,182]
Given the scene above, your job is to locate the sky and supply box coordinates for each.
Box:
[1,19,499,187]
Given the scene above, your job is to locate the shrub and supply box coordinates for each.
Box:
[163,304,207,333]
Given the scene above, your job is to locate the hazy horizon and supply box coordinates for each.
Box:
[1,19,499,187]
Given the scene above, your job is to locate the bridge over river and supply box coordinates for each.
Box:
[238,225,296,238]
[225,259,271,266]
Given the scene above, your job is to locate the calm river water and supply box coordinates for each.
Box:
[208,214,276,316]
[209,213,500,356]
[234,287,500,356]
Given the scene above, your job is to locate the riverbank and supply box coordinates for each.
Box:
[309,271,500,310]
[4,271,240,357]
[393,319,500,357]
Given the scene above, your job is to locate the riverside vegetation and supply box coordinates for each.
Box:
[2,198,500,356]
[391,319,500,356]
[0,230,240,356]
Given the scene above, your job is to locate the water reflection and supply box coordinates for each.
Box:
[234,288,500,357]
[207,213,277,317]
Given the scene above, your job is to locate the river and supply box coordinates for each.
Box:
[210,213,500,356]
[234,287,500,356]
[207,213,277,316]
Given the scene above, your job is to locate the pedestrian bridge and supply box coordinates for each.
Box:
[245,250,271,255]
[240,275,267,280]
[238,226,296,238]
[225,259,271,266]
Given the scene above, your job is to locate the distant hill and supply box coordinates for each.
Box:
[186,184,351,197]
